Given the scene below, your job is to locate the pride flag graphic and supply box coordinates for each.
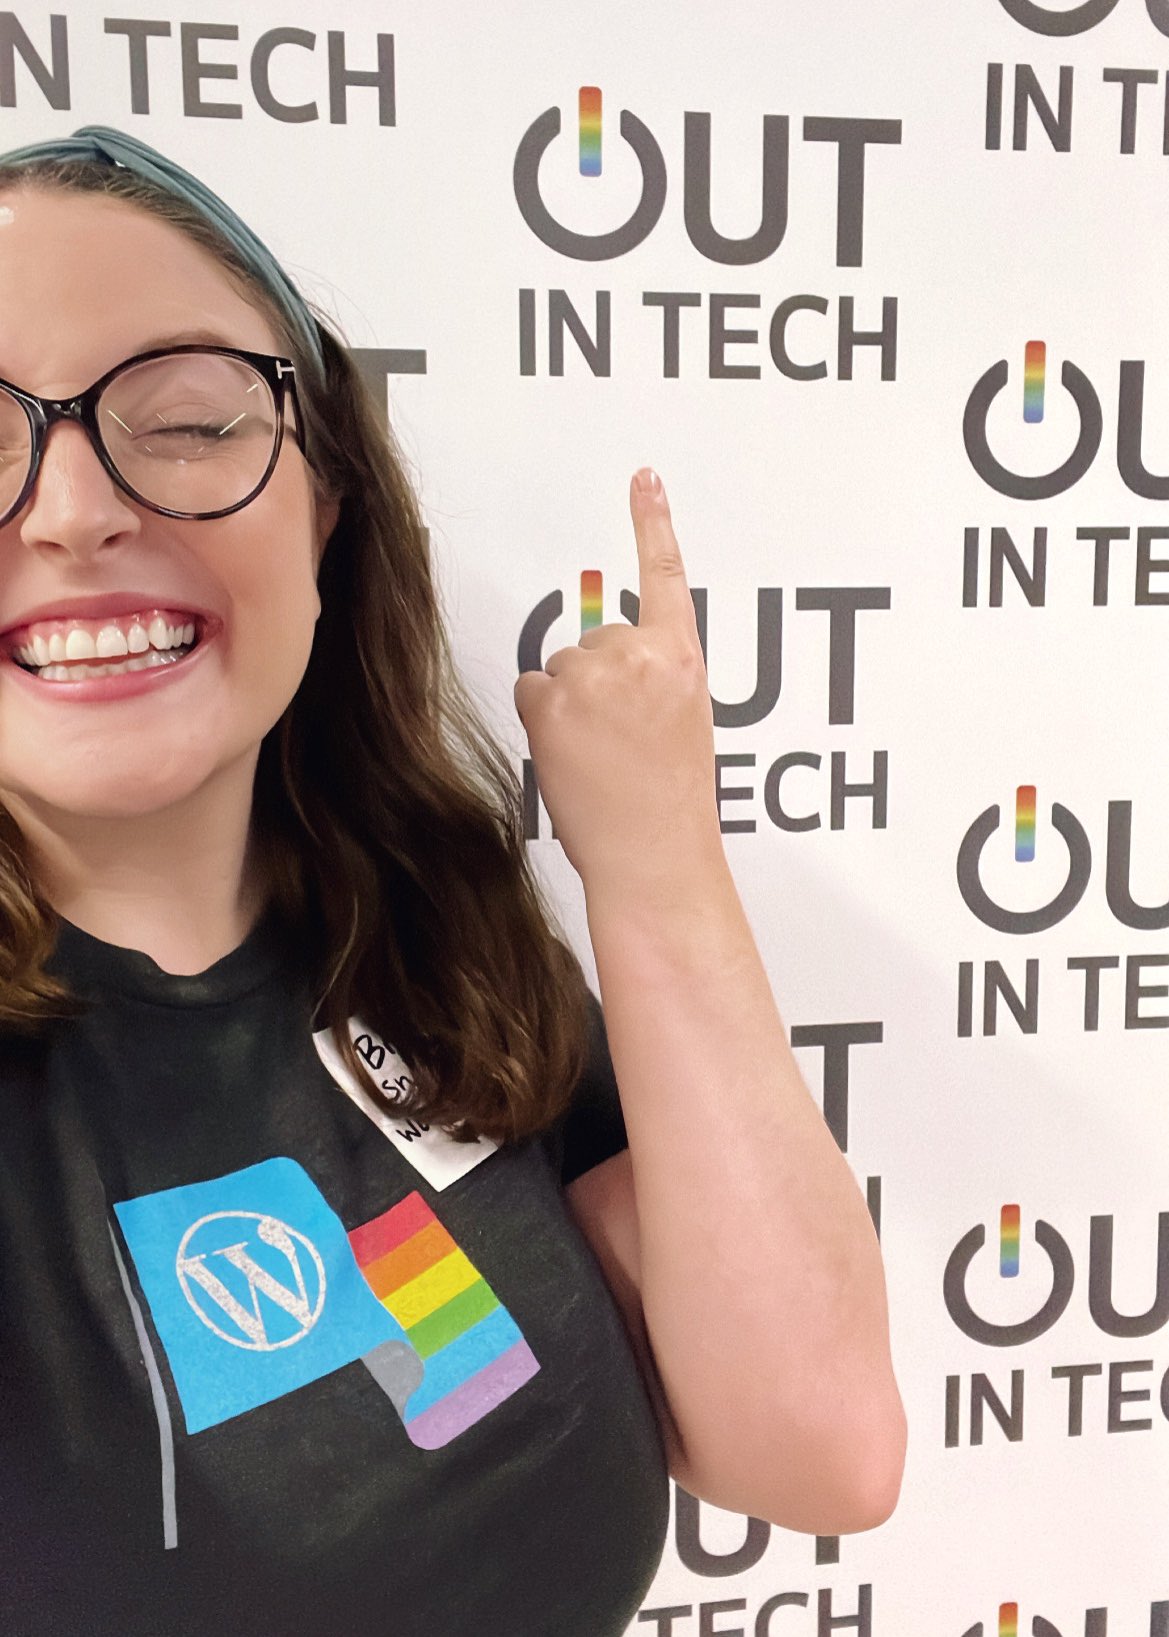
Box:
[349,1191,539,1449]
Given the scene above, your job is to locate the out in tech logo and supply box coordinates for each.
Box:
[944,1203,1169,1345]
[997,0,1169,36]
[964,341,1102,499]
[957,785,1168,934]
[518,570,783,728]
[944,1204,1074,1346]
[964,340,1169,499]
[514,85,667,260]
[518,569,633,670]
[962,1604,1050,1637]
[962,1600,1169,1636]
[957,783,1092,934]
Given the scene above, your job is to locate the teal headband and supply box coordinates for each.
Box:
[0,124,326,375]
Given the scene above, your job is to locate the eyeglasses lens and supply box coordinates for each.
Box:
[0,390,32,522]
[99,353,278,515]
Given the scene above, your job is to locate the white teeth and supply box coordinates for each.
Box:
[64,628,96,660]
[95,624,129,659]
[34,650,182,681]
[12,612,201,675]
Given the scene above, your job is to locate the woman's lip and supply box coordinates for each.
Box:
[0,628,217,703]
[0,593,215,640]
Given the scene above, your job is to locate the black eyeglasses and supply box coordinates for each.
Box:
[0,344,307,527]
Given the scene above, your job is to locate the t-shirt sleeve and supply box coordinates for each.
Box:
[542,988,628,1186]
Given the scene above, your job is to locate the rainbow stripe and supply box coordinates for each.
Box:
[1015,784,1036,863]
[999,1603,1019,1637]
[579,85,602,176]
[581,569,603,633]
[1024,341,1045,424]
[349,1192,538,1449]
[1000,1206,1021,1279]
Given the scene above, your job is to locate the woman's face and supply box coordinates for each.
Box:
[0,187,337,827]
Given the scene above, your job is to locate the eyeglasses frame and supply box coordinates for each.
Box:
[0,343,306,527]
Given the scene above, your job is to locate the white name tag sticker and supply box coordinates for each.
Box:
[312,1019,497,1191]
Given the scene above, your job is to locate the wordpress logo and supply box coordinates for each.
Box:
[115,1157,409,1433]
[177,1211,327,1352]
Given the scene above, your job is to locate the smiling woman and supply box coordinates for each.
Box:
[0,128,904,1637]
[0,136,588,1128]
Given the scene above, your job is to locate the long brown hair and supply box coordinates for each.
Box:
[0,159,591,1144]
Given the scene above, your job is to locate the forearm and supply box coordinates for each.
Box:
[584,859,906,1531]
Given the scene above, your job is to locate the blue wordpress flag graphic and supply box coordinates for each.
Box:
[114,1157,411,1434]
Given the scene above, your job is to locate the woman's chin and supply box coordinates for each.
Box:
[2,760,231,825]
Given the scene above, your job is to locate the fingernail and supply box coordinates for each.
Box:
[633,467,662,496]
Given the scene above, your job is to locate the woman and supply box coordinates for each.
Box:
[0,128,905,1635]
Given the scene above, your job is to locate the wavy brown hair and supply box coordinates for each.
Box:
[0,157,591,1144]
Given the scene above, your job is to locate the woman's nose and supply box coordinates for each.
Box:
[15,419,141,559]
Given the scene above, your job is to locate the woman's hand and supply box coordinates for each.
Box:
[513,469,725,903]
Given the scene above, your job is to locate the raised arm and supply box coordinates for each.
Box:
[514,469,906,1530]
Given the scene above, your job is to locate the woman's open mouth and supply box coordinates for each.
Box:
[5,608,204,683]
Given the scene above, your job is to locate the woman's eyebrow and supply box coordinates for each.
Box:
[0,328,244,385]
[131,326,242,353]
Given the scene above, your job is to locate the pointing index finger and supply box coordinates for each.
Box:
[630,467,697,636]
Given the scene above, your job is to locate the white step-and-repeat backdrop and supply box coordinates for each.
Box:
[5,2,1168,1630]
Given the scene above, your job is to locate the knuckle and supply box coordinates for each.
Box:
[676,642,706,679]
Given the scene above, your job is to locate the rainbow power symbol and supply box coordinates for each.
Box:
[1015,784,1036,863]
[579,86,602,176]
[999,1603,1019,1637]
[1000,1207,1021,1280]
[580,569,603,634]
[1023,341,1045,424]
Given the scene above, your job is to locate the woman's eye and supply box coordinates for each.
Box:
[147,423,234,439]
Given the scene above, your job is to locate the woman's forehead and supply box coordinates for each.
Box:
[0,185,280,385]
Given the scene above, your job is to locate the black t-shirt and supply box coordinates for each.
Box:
[0,913,668,1636]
